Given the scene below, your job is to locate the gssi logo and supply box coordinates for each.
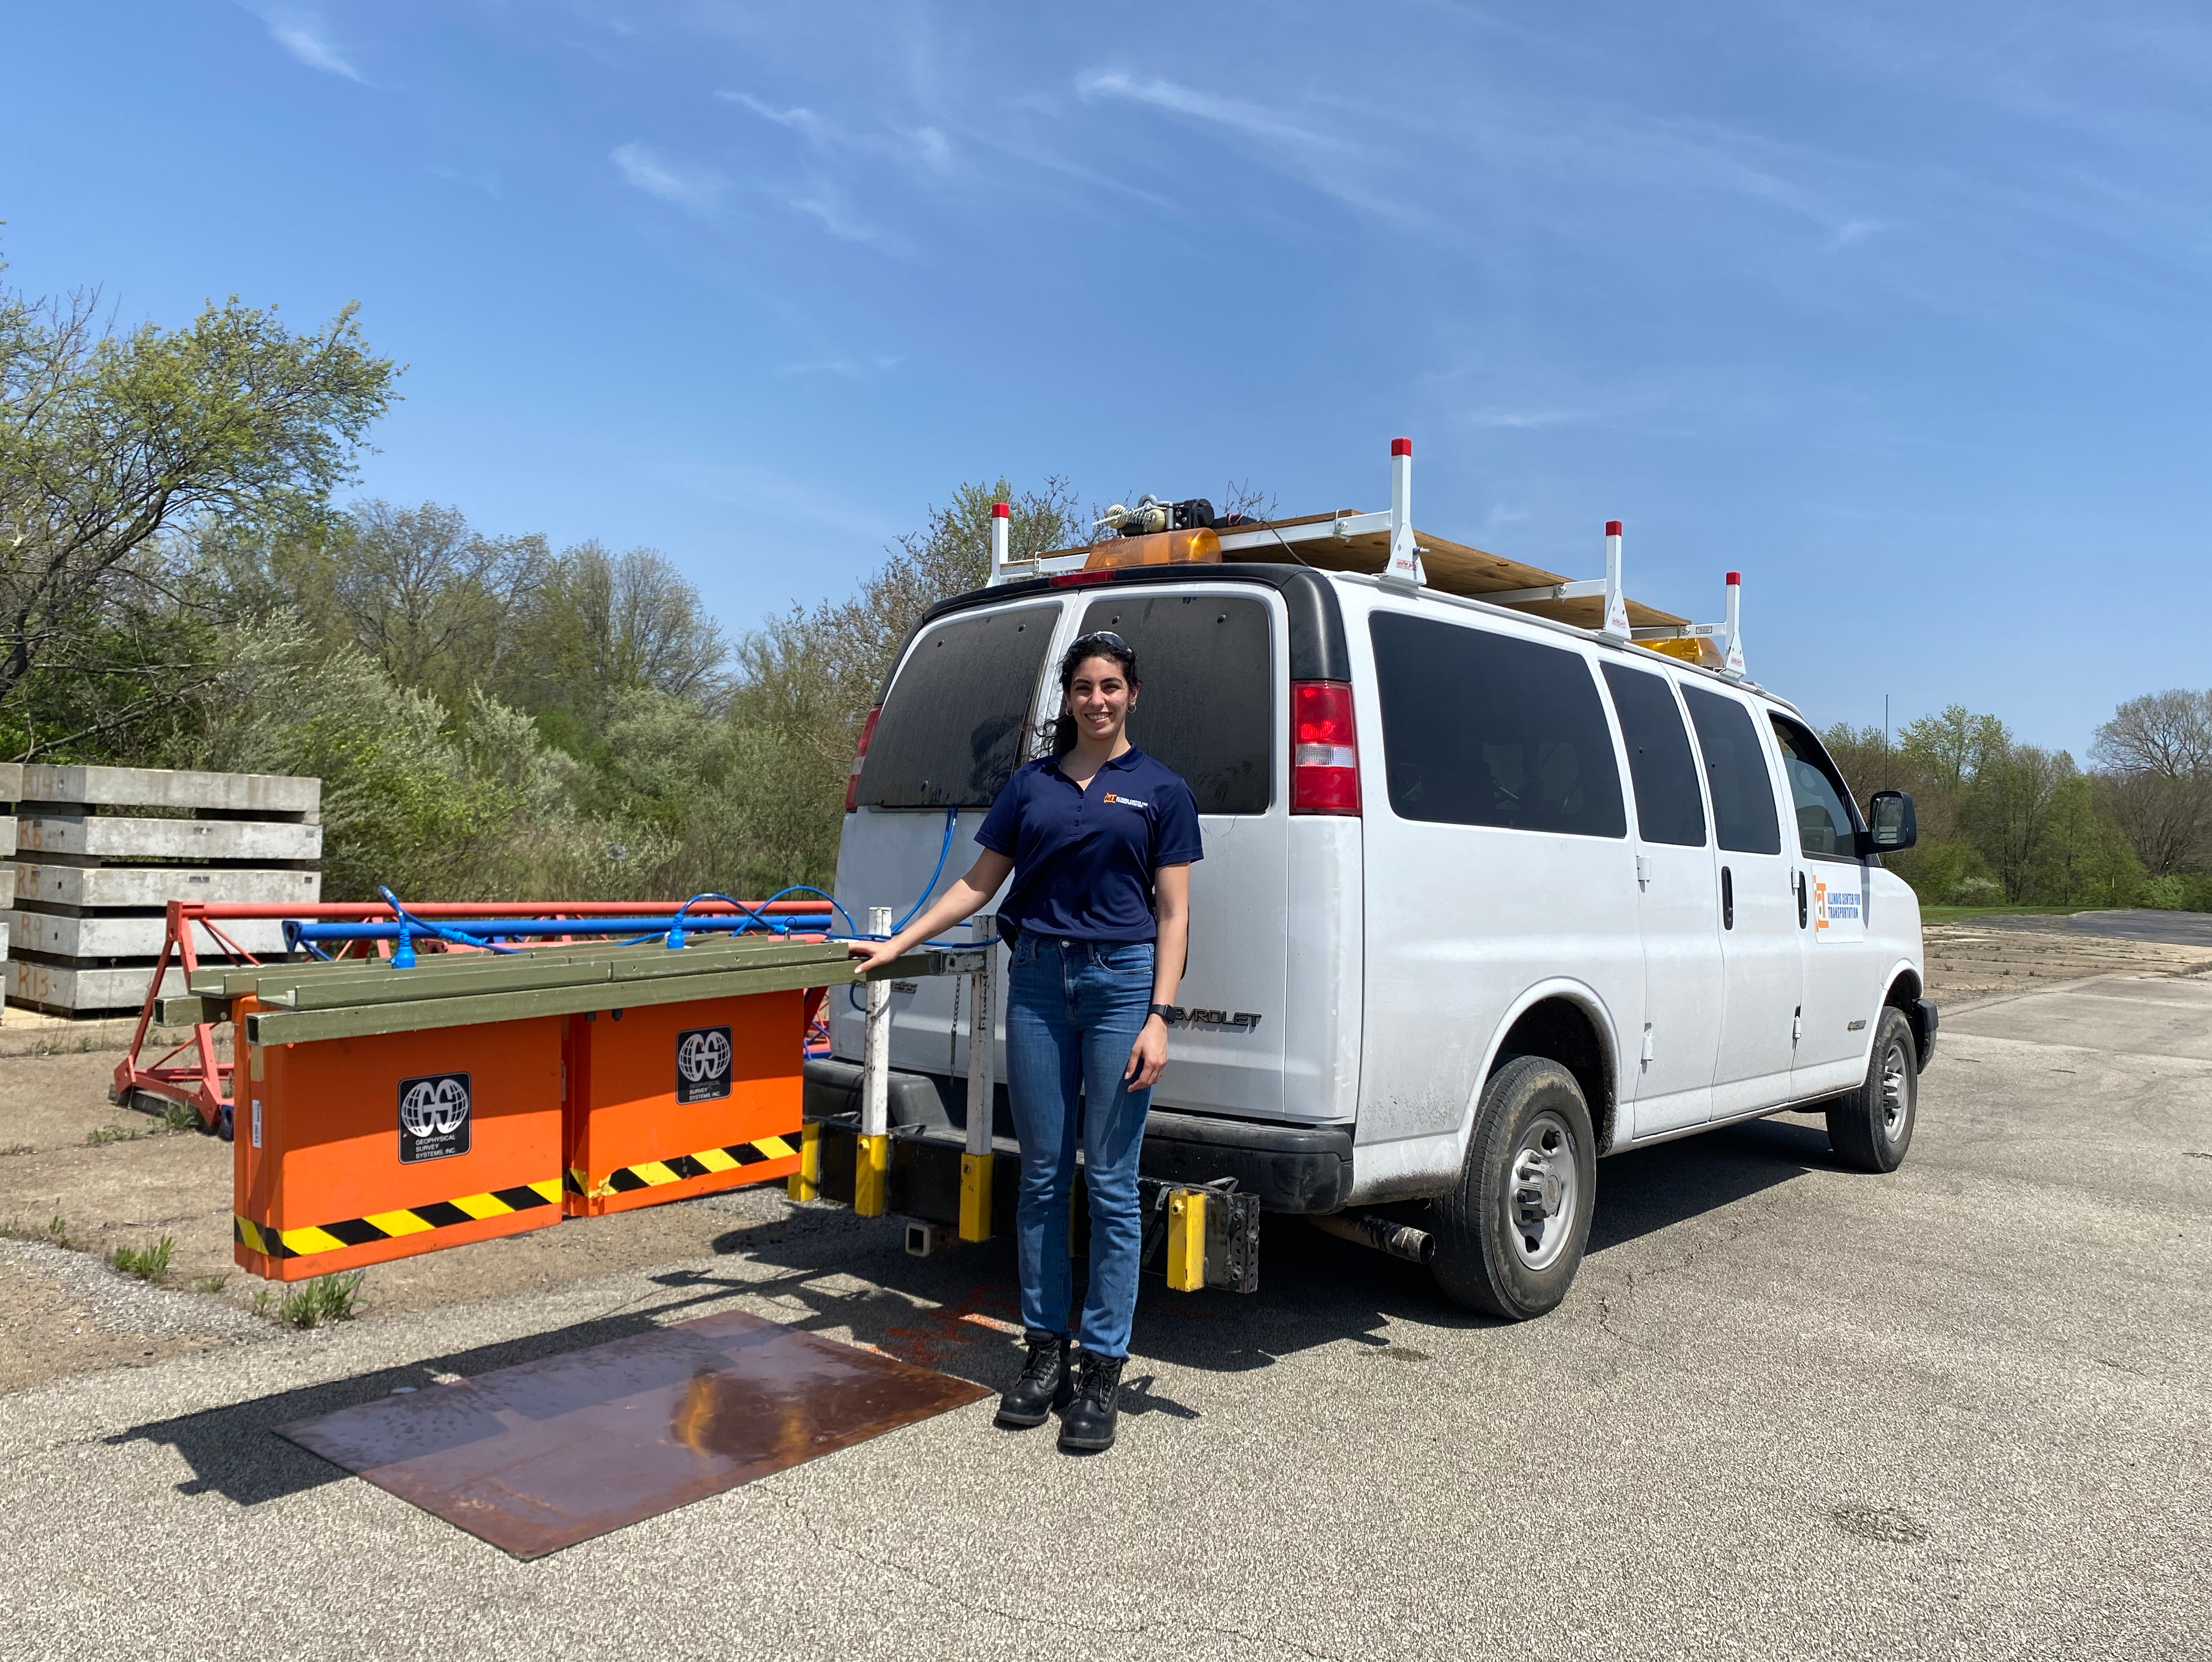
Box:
[397,1072,471,1163]
[676,1026,734,1104]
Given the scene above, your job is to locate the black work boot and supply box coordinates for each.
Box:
[996,1334,1072,1428]
[1057,1352,1127,1452]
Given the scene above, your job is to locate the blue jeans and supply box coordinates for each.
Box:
[1003,934,1157,1359]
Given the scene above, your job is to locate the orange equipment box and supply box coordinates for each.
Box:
[234,1004,566,1281]
[562,990,805,1216]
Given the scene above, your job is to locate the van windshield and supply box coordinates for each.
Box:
[1077,593,1273,813]
[857,602,1060,808]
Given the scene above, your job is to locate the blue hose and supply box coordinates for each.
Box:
[846,806,959,1009]
[378,886,526,967]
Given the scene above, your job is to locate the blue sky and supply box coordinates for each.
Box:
[6,2,2208,757]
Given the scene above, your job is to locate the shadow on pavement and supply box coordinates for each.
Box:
[110,1110,1836,1505]
[1587,1112,1832,1254]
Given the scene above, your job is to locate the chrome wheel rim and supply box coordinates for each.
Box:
[1506,1111,1578,1271]
[1879,1041,1911,1143]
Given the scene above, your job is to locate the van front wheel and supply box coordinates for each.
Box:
[1825,1006,1917,1173]
[1431,1056,1596,1320]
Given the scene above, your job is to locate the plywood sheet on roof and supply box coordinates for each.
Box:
[1033,510,1689,629]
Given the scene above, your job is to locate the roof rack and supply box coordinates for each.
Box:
[985,437,1748,681]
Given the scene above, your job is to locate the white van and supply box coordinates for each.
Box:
[820,500,1933,1320]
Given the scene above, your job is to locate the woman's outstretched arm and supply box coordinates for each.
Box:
[846,850,1013,974]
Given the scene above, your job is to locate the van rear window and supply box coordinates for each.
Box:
[1368,612,1626,838]
[857,603,1058,808]
[1077,594,1272,814]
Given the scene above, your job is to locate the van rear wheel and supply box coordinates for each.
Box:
[1431,1056,1596,1320]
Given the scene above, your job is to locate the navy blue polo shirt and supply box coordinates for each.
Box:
[975,746,1204,943]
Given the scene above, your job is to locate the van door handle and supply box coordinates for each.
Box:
[1721,865,1734,930]
[1796,871,1808,929]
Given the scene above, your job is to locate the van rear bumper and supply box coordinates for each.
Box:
[804,1059,1352,1214]
[1141,1110,1353,1213]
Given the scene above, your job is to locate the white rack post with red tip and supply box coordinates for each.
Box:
[985,436,1749,684]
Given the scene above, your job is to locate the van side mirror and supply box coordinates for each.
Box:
[1865,790,1916,854]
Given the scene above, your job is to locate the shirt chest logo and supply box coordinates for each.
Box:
[1101,793,1149,808]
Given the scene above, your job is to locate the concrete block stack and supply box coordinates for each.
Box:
[0,762,18,972]
[3,764,322,1016]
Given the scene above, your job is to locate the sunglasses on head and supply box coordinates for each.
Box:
[1071,630,1129,654]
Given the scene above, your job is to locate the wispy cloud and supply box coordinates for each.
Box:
[783,181,883,244]
[1464,408,1583,430]
[1074,70,1336,152]
[248,6,364,82]
[431,164,500,197]
[611,142,727,214]
[720,91,953,177]
[776,355,905,379]
[1073,67,1445,236]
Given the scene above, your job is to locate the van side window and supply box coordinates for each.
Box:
[1601,664,1707,847]
[1770,716,1862,860]
[1680,686,1782,855]
[1079,595,1271,814]
[1368,612,1626,838]
[858,602,1059,807]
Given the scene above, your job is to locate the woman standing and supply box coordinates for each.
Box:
[850,631,1200,1453]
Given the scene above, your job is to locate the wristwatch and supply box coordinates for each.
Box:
[1148,1003,1181,1025]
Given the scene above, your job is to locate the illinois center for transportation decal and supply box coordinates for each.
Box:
[1812,875,1865,942]
[398,1072,471,1163]
[675,1026,734,1104]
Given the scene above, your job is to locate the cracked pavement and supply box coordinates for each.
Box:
[2,970,2208,1660]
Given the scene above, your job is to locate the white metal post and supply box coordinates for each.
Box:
[1383,437,1424,587]
[987,500,1011,585]
[1721,570,1746,678]
[959,911,996,1241]
[964,914,995,1158]
[857,904,893,1215]
[862,905,891,1139]
[1602,519,1630,640]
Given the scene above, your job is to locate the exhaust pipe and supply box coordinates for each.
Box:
[1310,1211,1434,1266]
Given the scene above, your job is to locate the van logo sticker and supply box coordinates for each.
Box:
[398,1072,471,1163]
[1159,1007,1263,1032]
[1813,880,1862,937]
[676,1026,733,1103]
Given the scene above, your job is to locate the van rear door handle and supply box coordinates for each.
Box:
[1721,865,1734,930]
[1796,871,1808,928]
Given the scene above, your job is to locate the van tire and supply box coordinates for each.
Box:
[1826,1006,1917,1173]
[1431,1055,1596,1320]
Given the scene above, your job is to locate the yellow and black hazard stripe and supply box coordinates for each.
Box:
[568,1134,799,1198]
[235,1179,561,1260]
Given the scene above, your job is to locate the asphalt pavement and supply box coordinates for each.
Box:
[3,972,2206,1661]
[1988,907,2212,949]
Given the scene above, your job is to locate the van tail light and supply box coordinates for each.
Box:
[846,706,881,812]
[1292,680,1360,815]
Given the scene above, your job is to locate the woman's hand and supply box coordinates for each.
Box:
[847,937,908,976]
[1123,1013,1169,1091]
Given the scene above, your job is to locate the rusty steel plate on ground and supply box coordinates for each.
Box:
[277,1308,993,1558]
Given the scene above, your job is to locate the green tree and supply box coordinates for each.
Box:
[0,276,396,745]
[2092,688,2212,876]
[502,541,727,740]
[1959,743,2071,903]
[1895,704,2007,842]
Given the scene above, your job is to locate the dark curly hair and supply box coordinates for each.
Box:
[1045,631,1141,755]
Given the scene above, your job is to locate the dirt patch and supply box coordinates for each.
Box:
[0,1237,270,1396]
[1922,921,2212,1001]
